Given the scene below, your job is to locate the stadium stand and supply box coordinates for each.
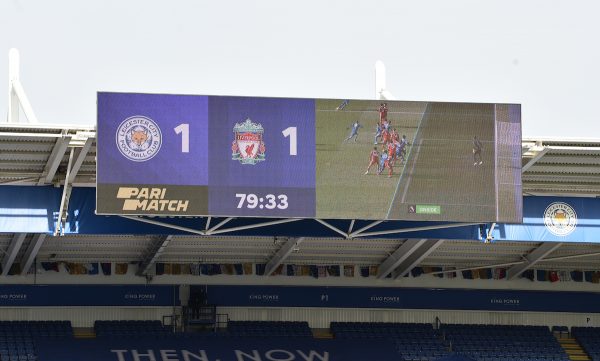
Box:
[94,320,170,338]
[572,327,600,361]
[443,324,569,361]
[0,321,71,361]
[331,322,450,361]
[226,321,313,338]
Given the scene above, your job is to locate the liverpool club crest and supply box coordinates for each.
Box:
[231,118,266,165]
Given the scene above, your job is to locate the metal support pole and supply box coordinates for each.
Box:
[8,49,19,123]
[55,148,75,236]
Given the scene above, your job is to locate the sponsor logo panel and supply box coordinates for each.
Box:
[97,184,208,215]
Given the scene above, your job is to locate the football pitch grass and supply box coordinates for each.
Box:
[315,99,425,220]
[387,102,497,222]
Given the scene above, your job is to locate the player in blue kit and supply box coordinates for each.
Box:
[395,134,408,162]
[336,99,350,111]
[374,123,382,144]
[378,152,388,174]
[344,121,362,143]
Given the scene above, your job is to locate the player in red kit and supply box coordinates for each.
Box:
[382,128,390,145]
[387,141,396,165]
[364,147,380,175]
[392,128,400,143]
[379,103,388,125]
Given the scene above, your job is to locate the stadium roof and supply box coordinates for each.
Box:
[3,124,600,196]
[1,124,600,278]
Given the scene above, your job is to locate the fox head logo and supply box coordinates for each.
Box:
[131,129,149,147]
[116,116,162,162]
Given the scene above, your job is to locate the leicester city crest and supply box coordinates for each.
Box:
[116,115,162,162]
[231,118,266,165]
[544,202,577,236]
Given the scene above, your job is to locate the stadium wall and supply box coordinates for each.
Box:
[218,306,600,329]
[0,306,176,328]
[0,305,596,329]
[5,271,600,293]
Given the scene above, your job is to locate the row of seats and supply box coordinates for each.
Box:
[331,322,449,361]
[227,321,312,337]
[442,324,569,361]
[0,321,72,361]
[94,320,170,337]
[572,327,600,361]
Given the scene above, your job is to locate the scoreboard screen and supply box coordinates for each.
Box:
[97,93,522,223]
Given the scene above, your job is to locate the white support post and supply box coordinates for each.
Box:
[375,60,396,101]
[137,235,173,276]
[347,220,355,234]
[315,219,348,238]
[354,222,480,238]
[67,137,94,184]
[377,239,427,279]
[392,239,445,279]
[264,237,305,276]
[55,148,75,236]
[1,233,27,276]
[485,222,497,243]
[208,218,301,236]
[8,49,19,123]
[522,147,549,173]
[7,49,39,124]
[349,220,384,238]
[206,217,234,234]
[39,133,72,185]
[20,234,46,275]
[120,216,206,236]
[506,242,563,280]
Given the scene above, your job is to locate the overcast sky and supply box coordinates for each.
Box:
[1,0,599,138]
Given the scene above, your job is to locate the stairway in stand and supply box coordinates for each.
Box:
[314,328,334,339]
[558,336,590,361]
[73,327,96,339]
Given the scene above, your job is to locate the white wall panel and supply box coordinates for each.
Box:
[0,307,176,328]
[217,307,600,329]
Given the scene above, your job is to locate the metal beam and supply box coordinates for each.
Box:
[208,218,301,236]
[206,217,233,234]
[19,234,46,275]
[354,222,480,238]
[522,147,549,173]
[67,137,93,183]
[264,237,304,276]
[506,242,563,280]
[392,239,444,279]
[315,219,348,238]
[8,49,19,123]
[347,220,355,234]
[377,239,427,279]
[349,220,384,238]
[1,233,27,276]
[12,80,39,124]
[55,148,75,236]
[137,235,173,276]
[38,133,71,184]
[120,216,206,236]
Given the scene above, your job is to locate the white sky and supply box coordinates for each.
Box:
[1,0,599,138]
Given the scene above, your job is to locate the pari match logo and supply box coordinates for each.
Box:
[544,202,577,236]
[116,116,162,162]
[231,118,266,165]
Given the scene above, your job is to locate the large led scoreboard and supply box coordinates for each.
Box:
[97,93,522,223]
